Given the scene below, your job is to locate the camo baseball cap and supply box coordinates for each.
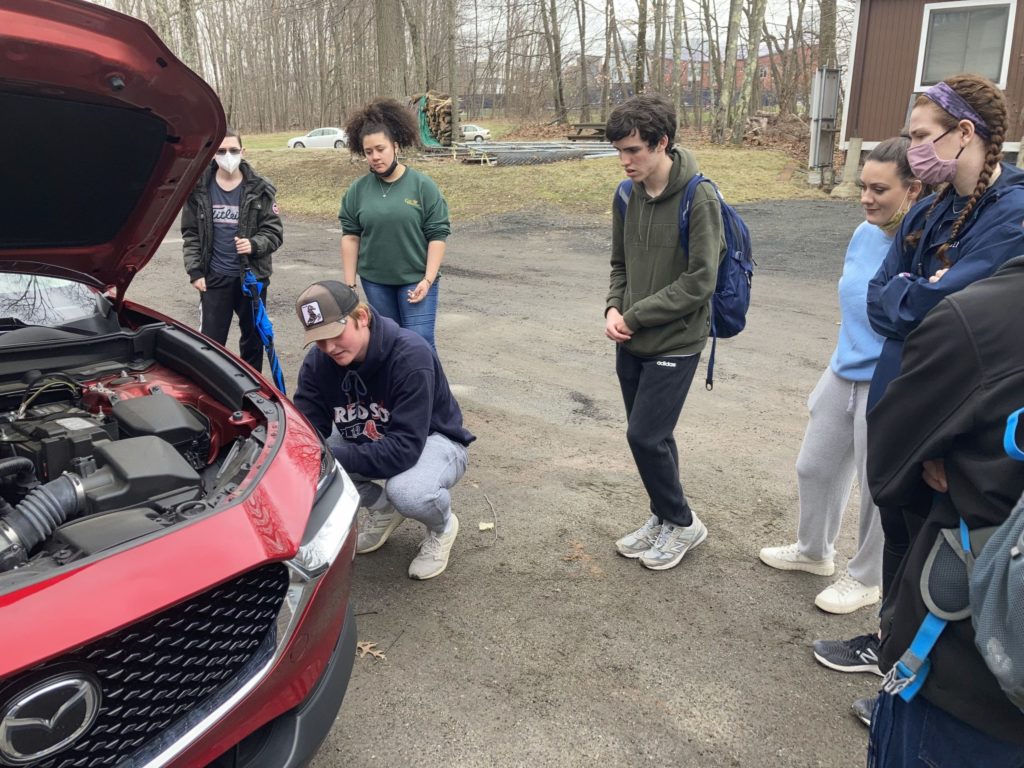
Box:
[295,280,359,346]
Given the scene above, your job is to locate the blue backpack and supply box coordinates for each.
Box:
[614,174,754,389]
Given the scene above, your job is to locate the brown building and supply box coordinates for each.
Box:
[841,0,1023,155]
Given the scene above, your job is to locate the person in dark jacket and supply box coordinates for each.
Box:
[292,280,474,580]
[605,94,724,571]
[864,256,1024,766]
[181,128,283,373]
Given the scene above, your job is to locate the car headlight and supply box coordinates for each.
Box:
[291,461,358,578]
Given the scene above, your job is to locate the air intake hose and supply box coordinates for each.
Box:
[0,474,84,573]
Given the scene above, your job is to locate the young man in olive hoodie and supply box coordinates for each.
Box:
[605,94,724,571]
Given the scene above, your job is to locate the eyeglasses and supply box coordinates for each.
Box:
[215,147,242,155]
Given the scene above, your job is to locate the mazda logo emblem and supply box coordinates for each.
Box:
[0,673,101,765]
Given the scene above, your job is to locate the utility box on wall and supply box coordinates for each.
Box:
[809,67,842,187]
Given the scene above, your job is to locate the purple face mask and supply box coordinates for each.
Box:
[907,127,964,185]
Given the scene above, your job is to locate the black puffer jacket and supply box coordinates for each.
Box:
[867,255,1024,744]
[181,160,283,282]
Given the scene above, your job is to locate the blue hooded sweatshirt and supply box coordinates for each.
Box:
[866,162,1024,406]
[293,309,474,479]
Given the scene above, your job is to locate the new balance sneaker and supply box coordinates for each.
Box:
[758,542,835,576]
[408,514,459,580]
[638,513,708,571]
[356,505,403,554]
[814,573,881,614]
[812,633,882,675]
[615,515,662,559]
[851,695,877,728]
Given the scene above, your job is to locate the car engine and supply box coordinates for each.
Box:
[0,365,271,575]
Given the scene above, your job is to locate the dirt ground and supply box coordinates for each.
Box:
[141,198,872,767]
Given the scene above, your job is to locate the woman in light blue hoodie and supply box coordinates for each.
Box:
[760,138,924,615]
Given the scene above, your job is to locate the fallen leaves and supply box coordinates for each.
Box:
[356,641,386,661]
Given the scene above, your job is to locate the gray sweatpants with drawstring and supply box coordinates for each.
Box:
[795,367,883,588]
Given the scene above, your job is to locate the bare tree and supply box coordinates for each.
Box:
[634,0,647,94]
[731,0,768,143]
[710,0,742,143]
[573,0,591,121]
[539,0,569,123]
[818,0,837,67]
[376,0,406,98]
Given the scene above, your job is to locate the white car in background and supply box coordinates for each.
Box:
[460,123,491,142]
[287,127,347,148]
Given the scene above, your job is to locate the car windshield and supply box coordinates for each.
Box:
[0,273,98,327]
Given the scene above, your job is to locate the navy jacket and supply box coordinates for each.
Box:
[293,310,474,479]
[866,162,1024,406]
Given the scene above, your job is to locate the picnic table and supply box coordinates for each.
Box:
[566,122,606,141]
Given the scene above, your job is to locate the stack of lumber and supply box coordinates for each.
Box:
[411,90,453,146]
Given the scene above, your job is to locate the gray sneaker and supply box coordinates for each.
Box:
[615,515,662,558]
[408,514,459,580]
[639,513,708,570]
[356,505,403,554]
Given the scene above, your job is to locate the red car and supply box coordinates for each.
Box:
[0,2,358,766]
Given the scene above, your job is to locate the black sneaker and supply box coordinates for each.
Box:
[812,634,882,675]
[851,695,876,727]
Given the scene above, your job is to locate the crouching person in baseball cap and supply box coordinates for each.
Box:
[293,280,474,579]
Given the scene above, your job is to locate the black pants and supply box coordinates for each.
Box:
[615,346,700,527]
[199,273,268,373]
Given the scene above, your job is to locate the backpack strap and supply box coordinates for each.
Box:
[614,179,632,220]
[1005,407,1024,460]
[883,519,974,701]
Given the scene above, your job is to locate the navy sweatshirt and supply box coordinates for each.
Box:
[293,310,474,479]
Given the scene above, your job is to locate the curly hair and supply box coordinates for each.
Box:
[605,94,677,149]
[343,98,421,157]
[904,74,1007,266]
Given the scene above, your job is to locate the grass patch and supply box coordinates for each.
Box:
[246,137,826,222]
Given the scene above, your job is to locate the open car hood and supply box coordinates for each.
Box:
[0,0,225,296]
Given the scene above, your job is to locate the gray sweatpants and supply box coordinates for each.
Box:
[335,432,469,533]
[795,367,883,588]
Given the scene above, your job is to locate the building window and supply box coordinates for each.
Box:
[915,1,1015,89]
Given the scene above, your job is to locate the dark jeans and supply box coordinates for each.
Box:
[199,272,268,373]
[615,346,700,527]
[868,692,1024,768]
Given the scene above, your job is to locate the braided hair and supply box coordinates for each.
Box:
[343,97,421,158]
[904,74,1007,266]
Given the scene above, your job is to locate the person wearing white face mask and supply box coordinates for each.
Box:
[181,128,284,372]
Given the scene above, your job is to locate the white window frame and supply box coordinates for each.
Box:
[913,0,1016,90]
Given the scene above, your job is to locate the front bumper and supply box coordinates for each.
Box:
[206,601,357,768]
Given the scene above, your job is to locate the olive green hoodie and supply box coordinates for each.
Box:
[606,146,724,358]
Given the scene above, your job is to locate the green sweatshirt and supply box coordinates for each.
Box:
[606,146,724,358]
[339,166,451,284]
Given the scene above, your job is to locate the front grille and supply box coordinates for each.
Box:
[2,563,289,768]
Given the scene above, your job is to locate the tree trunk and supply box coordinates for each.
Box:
[376,0,406,100]
[600,0,613,119]
[672,0,684,124]
[819,0,837,68]
[539,0,569,123]
[400,0,428,95]
[176,0,202,77]
[574,0,590,121]
[447,0,459,139]
[710,0,742,143]
[731,0,768,144]
[634,0,647,94]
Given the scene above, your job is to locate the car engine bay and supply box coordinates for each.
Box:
[0,328,280,581]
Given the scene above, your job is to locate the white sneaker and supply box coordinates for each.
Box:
[758,542,835,576]
[615,515,662,558]
[815,572,881,614]
[408,514,459,580]
[356,505,403,554]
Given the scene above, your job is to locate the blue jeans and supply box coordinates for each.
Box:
[868,692,1024,768]
[360,277,439,350]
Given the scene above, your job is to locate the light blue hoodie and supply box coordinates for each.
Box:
[829,221,891,381]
